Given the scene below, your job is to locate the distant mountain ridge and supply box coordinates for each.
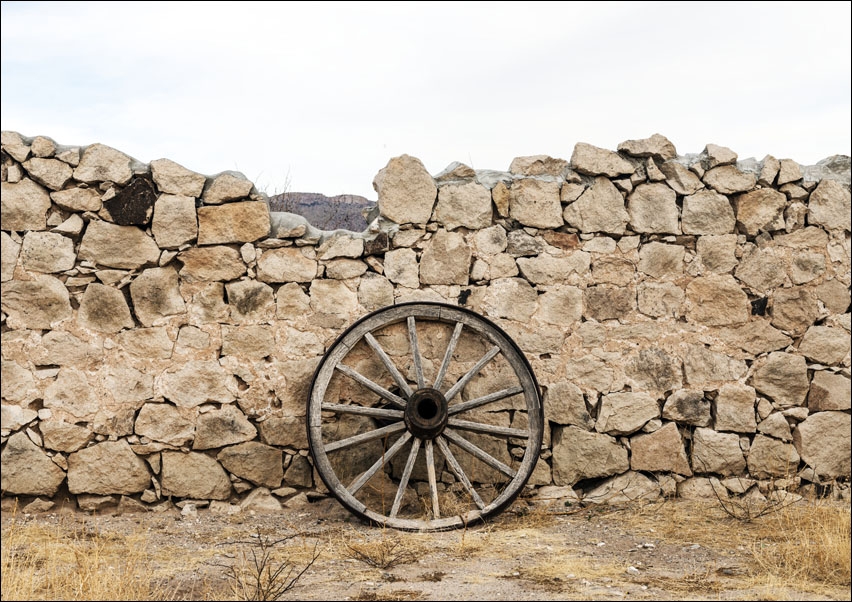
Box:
[267,192,375,232]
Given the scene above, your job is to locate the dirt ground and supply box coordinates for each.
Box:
[4,492,849,601]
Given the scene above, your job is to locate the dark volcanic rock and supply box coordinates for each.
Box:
[103,176,157,225]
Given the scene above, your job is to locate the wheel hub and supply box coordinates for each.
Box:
[404,388,448,439]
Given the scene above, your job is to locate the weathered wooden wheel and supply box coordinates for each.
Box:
[308,302,543,532]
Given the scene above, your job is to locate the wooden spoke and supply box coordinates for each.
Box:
[390,438,421,518]
[444,346,500,403]
[334,363,407,409]
[446,418,529,439]
[436,436,485,511]
[321,403,404,420]
[443,428,517,478]
[407,316,425,390]
[347,433,412,495]
[324,421,406,453]
[425,439,440,519]
[434,321,463,391]
[364,332,413,399]
[447,385,524,416]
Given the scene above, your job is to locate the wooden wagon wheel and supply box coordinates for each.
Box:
[307,302,543,532]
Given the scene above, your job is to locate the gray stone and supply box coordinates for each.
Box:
[793,411,850,479]
[357,275,395,311]
[583,471,661,504]
[134,403,195,446]
[23,157,72,190]
[691,427,746,476]
[776,159,802,185]
[150,158,206,197]
[637,281,684,318]
[152,194,198,248]
[704,144,738,168]
[129,266,186,326]
[734,248,786,292]
[747,435,800,478]
[544,382,593,428]
[808,179,851,231]
[534,285,583,326]
[703,165,756,194]
[735,189,787,235]
[1,274,72,329]
[757,412,792,441]
[67,440,150,495]
[119,327,173,359]
[78,220,161,269]
[660,161,704,195]
[20,231,75,273]
[509,155,569,176]
[420,230,471,285]
[105,366,154,404]
[662,390,711,427]
[193,404,256,450]
[197,202,270,244]
[517,251,590,284]
[309,279,359,328]
[685,274,749,326]
[696,234,738,274]
[627,183,680,234]
[40,420,93,453]
[78,283,135,333]
[374,155,437,225]
[788,252,825,285]
[752,352,809,407]
[798,326,850,365]
[1,178,52,231]
[625,348,682,394]
[771,287,819,335]
[595,392,660,435]
[435,181,493,230]
[629,422,692,476]
[808,371,851,411]
[383,248,420,288]
[317,234,364,260]
[50,187,102,212]
[73,143,134,185]
[715,383,756,433]
[218,442,283,488]
[481,278,538,322]
[509,178,563,229]
[570,142,635,177]
[584,284,635,321]
[258,415,308,449]
[684,345,747,388]
[179,246,246,282]
[160,360,235,408]
[563,177,629,234]
[257,247,317,283]
[759,155,780,186]
[682,190,735,235]
[1,231,20,282]
[617,134,677,161]
[551,425,629,486]
[0,432,66,496]
[284,454,314,488]
[202,172,254,204]
[222,325,275,359]
[226,280,276,323]
[160,450,232,500]
[638,242,684,279]
[506,229,544,257]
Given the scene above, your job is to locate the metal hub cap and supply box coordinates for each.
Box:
[404,388,448,439]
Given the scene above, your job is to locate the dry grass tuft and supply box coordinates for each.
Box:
[343,530,420,569]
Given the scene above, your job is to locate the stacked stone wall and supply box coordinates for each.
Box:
[1,130,849,514]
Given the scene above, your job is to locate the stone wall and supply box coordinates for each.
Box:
[1,130,850,515]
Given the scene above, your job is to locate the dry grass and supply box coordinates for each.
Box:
[1,515,178,600]
[342,529,421,569]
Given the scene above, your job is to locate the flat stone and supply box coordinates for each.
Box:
[771,286,819,335]
[808,371,851,411]
[747,435,800,478]
[23,157,72,190]
[1,178,52,231]
[717,320,792,355]
[197,202,270,244]
[129,266,186,326]
[67,440,151,495]
[0,431,66,496]
[638,242,684,279]
[419,229,471,285]
[752,352,809,407]
[152,194,198,248]
[630,422,692,476]
[808,179,851,231]
[757,412,792,441]
[51,187,102,212]
[703,144,737,168]
[617,134,676,161]
[374,155,437,225]
[160,450,232,499]
[544,381,593,428]
[78,283,135,333]
[583,471,660,505]
[735,189,787,235]
[134,403,195,447]
[793,412,850,480]
[734,247,786,292]
[692,427,746,476]
[551,425,628,486]
[662,390,711,427]
[221,325,275,359]
[660,161,704,195]
[563,176,629,234]
[627,183,680,234]
[226,280,275,323]
[192,404,255,450]
[570,142,635,177]
[317,233,364,260]
[160,360,235,408]
[218,441,283,489]
[703,165,756,195]
[776,159,802,185]
[202,172,253,204]
[1,274,72,329]
[509,155,569,176]
[78,220,161,269]
[40,420,93,453]
[696,234,738,274]
[517,251,590,284]
[595,392,660,435]
[150,158,206,197]
[73,143,134,185]
[179,246,246,282]
[637,281,684,318]
[683,344,747,388]
[584,285,635,321]
[685,274,749,326]
[481,277,538,322]
[625,348,682,394]
[383,248,420,288]
[682,190,735,234]
[798,326,850,365]
[435,181,493,230]
[509,178,563,229]
[715,383,756,433]
[20,231,76,273]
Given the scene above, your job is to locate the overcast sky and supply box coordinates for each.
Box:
[2,1,850,200]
